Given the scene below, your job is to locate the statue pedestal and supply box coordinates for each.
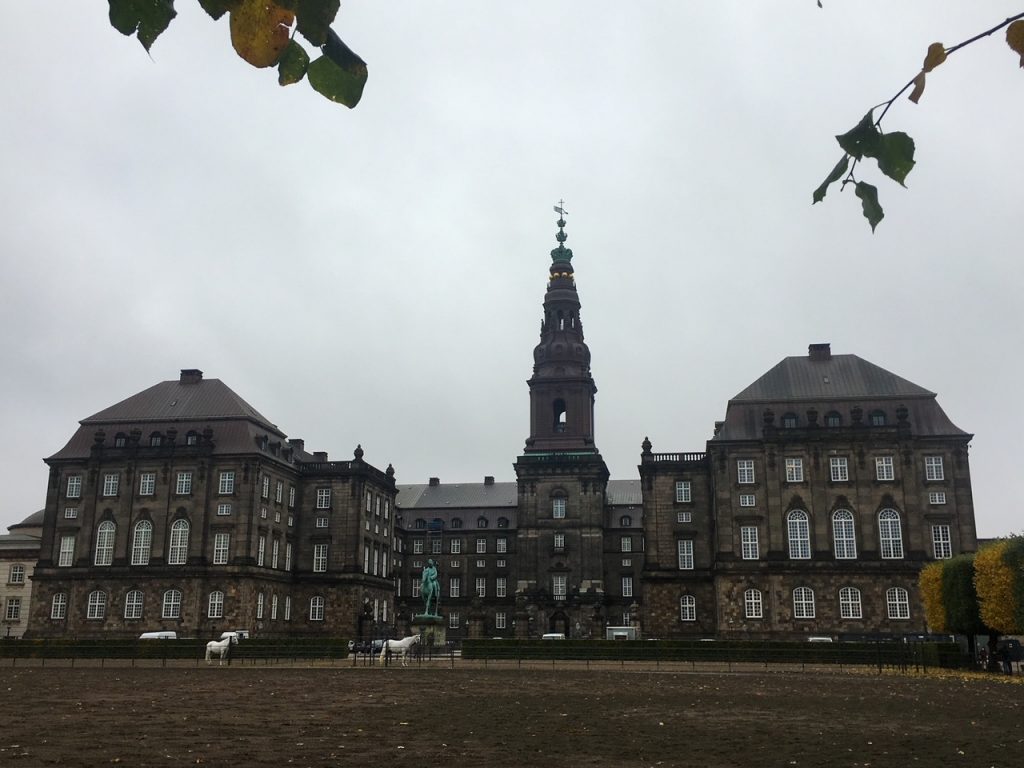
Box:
[411,614,447,650]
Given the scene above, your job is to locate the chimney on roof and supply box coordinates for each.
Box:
[288,438,305,452]
[484,476,495,486]
[313,451,328,461]
[180,369,203,384]
[808,343,831,362]
[429,477,440,487]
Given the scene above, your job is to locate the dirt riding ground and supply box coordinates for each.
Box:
[1,662,1021,767]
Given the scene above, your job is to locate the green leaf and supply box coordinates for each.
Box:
[108,0,177,52]
[812,154,849,204]
[278,40,310,86]
[296,0,340,47]
[307,29,367,107]
[197,0,240,21]
[855,182,884,232]
[875,131,916,187]
[835,110,880,160]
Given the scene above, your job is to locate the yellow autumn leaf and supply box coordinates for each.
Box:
[1008,20,1024,67]
[908,71,926,104]
[922,42,946,73]
[230,0,295,69]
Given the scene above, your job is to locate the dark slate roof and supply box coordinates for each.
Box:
[9,509,45,530]
[731,354,933,402]
[608,479,642,506]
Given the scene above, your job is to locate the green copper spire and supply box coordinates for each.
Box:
[550,201,573,263]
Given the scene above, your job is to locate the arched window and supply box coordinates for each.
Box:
[450,517,463,529]
[87,590,107,619]
[824,411,842,427]
[310,595,325,621]
[839,586,862,619]
[162,589,182,619]
[131,520,152,566]
[553,399,567,433]
[878,509,903,559]
[552,496,566,519]
[51,593,68,620]
[124,589,143,619]
[792,587,815,619]
[208,590,225,619]
[94,521,115,566]
[782,412,798,428]
[679,595,696,622]
[744,588,763,619]
[886,587,910,619]
[832,510,856,559]
[476,516,489,528]
[168,520,190,565]
[787,510,810,559]
[620,515,632,527]
[497,517,510,528]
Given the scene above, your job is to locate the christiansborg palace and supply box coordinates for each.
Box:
[8,217,977,642]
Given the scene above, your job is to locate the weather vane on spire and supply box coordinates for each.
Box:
[554,200,568,218]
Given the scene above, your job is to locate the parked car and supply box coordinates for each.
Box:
[541,633,566,640]
[349,639,387,654]
[220,630,250,640]
[139,631,177,640]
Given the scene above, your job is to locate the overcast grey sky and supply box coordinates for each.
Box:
[1,2,1021,537]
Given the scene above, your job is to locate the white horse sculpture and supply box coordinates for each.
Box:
[379,634,421,666]
[205,633,239,665]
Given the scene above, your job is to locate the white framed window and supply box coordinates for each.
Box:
[384,500,390,520]
[175,472,193,495]
[476,538,486,554]
[886,587,910,619]
[162,589,182,619]
[829,457,848,482]
[87,590,107,619]
[256,592,265,619]
[288,486,296,508]
[476,577,487,598]
[449,577,460,598]
[740,526,759,560]
[676,511,692,523]
[373,547,379,575]
[496,559,506,569]
[413,539,424,554]
[217,503,232,516]
[553,574,567,601]
[260,506,268,520]
[622,558,632,567]
[271,594,278,620]
[870,411,886,426]
[925,456,944,481]
[316,516,328,528]
[839,586,862,619]
[9,564,26,584]
[208,590,224,618]
[5,597,21,621]
[621,536,632,553]
[51,592,68,620]
[451,538,462,554]
[66,475,82,499]
[213,533,230,565]
[476,559,486,568]
[275,481,283,504]
[316,488,331,509]
[553,533,565,550]
[313,543,328,573]
[928,491,947,505]
[285,542,292,571]
[552,497,566,518]
[139,472,156,496]
[412,580,421,598]
[744,588,763,619]
[431,538,442,554]
[785,457,804,483]
[64,506,78,519]
[787,510,811,559]
[879,509,904,559]
[94,521,115,566]
[832,510,857,559]
[102,473,119,497]
[737,459,755,484]
[875,456,894,481]
[679,595,696,622]
[309,596,324,621]
[58,535,75,567]
[675,481,692,503]
[366,491,372,512]
[739,494,755,508]
[262,476,270,498]
[284,595,292,621]
[257,535,267,567]
[131,520,152,566]
[449,612,460,629]
[793,587,815,619]
[168,519,189,565]
[496,576,507,598]
[496,537,507,554]
[677,539,694,570]
[495,612,507,630]
[622,576,633,598]
[932,525,952,559]
[287,514,294,527]
[450,559,461,568]
[219,471,235,494]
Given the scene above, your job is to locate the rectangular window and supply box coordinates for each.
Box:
[139,472,156,496]
[476,538,486,554]
[162,591,182,619]
[496,576,507,598]
[676,511,692,523]
[208,591,224,619]
[256,593,264,620]
[553,574,567,600]
[675,481,692,503]
[793,588,815,619]
[373,547,379,576]
[450,538,462,554]
[552,498,566,518]
[87,591,107,620]
[785,458,804,483]
[496,559,506,568]
[737,459,755,485]
[213,533,230,564]
[449,612,460,629]
[285,542,292,571]
[102,473,119,497]
[928,491,947,505]
[476,559,486,568]
[316,516,329,528]
[740,526,759,560]
[271,594,278,620]
[554,533,565,550]
[449,577,460,598]
[677,539,694,570]
[6,597,21,621]
[925,456,945,481]
[876,456,894,481]
[261,506,268,519]
[363,545,370,573]
[217,503,232,516]
[744,589,763,619]
[313,544,328,573]
[275,481,283,503]
[66,475,82,499]
[51,593,68,620]
[495,612,507,630]
[274,510,281,523]
[64,506,78,519]
[412,580,421,598]
[496,537,507,553]
[316,488,331,509]
[839,587,862,619]
[218,471,235,494]
[622,576,633,598]
[262,476,270,498]
[257,536,266,566]
[288,486,296,508]
[366,491,372,512]
[431,538,442,554]
[272,539,280,569]
[413,540,423,554]
[739,494,755,508]
[932,525,952,559]
[476,577,486,598]
[450,559,460,568]
[175,472,193,495]
[384,500,390,520]
[9,564,26,584]
[620,536,632,553]
[58,535,75,567]
[284,595,292,621]
[829,457,849,482]
[375,496,381,517]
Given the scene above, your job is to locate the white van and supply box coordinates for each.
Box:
[139,631,177,640]
[541,633,566,640]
